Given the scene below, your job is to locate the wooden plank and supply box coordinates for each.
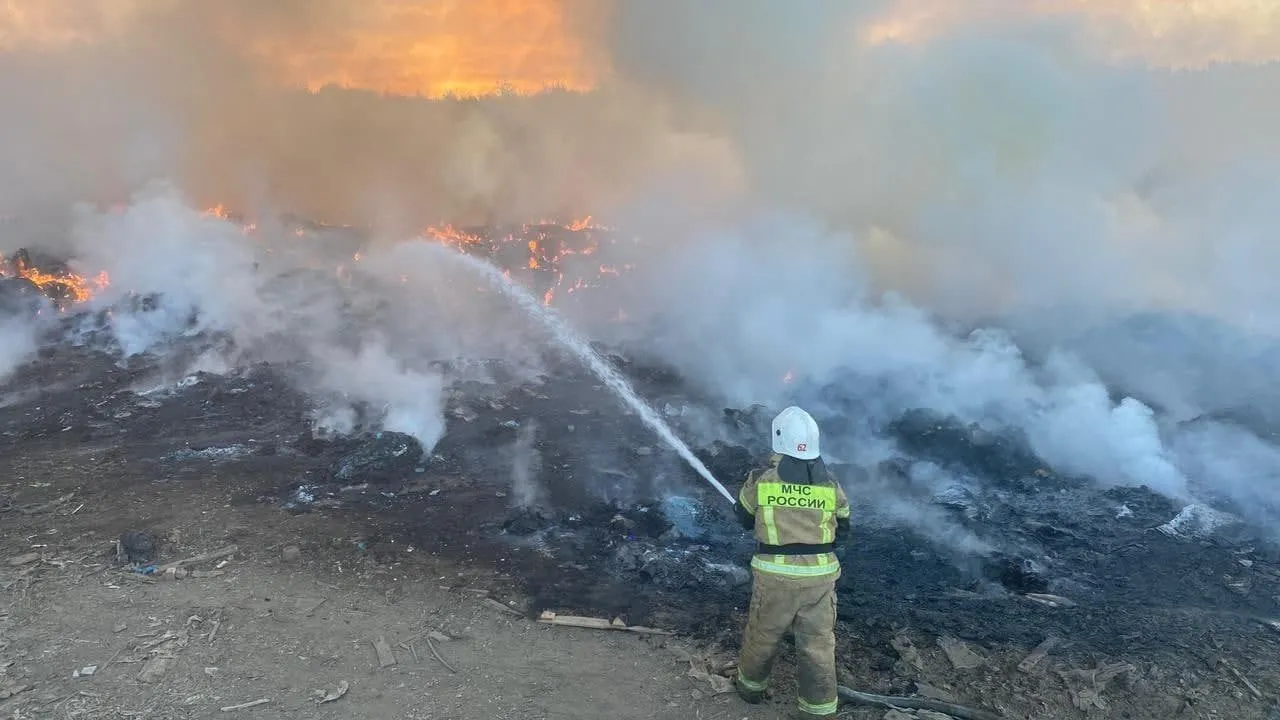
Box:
[1017,636,1061,674]
[537,611,674,636]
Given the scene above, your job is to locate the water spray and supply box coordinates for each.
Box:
[438,246,736,505]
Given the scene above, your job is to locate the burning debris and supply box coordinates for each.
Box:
[424,219,633,307]
[0,248,108,309]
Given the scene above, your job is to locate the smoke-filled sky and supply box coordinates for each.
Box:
[4,0,1280,537]
[2,0,1279,235]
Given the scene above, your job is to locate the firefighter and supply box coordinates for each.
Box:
[734,406,851,718]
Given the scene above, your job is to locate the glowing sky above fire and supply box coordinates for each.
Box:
[1,0,1276,97]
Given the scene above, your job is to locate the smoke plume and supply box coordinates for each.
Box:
[509,421,547,510]
[2,1,1280,541]
[585,3,1280,533]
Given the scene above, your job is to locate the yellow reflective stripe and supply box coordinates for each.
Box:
[820,511,834,543]
[798,697,839,715]
[738,481,756,514]
[751,556,840,578]
[757,482,837,511]
[762,507,779,545]
[737,669,767,691]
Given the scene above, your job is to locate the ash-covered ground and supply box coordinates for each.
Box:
[4,212,1280,718]
[3,298,1278,669]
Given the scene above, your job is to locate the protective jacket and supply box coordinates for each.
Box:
[735,453,851,580]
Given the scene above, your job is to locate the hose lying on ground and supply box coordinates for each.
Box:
[838,686,1004,720]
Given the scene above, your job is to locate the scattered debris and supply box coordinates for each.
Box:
[686,657,733,695]
[220,698,271,712]
[156,545,238,573]
[99,640,131,671]
[1224,575,1251,596]
[208,620,221,644]
[372,636,396,668]
[1017,636,1061,675]
[660,496,707,541]
[425,636,457,674]
[937,636,985,670]
[914,682,957,703]
[1024,593,1076,608]
[837,685,1004,720]
[1220,659,1263,699]
[400,627,452,647]
[0,684,30,700]
[537,611,674,636]
[72,665,97,678]
[134,566,225,581]
[315,681,349,705]
[137,656,171,684]
[281,545,301,563]
[481,598,523,617]
[890,631,925,672]
[1057,661,1135,711]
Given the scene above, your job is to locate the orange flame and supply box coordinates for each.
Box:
[423,216,622,307]
[202,204,231,220]
[248,0,602,98]
[0,252,109,305]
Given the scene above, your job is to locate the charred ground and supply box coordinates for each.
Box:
[3,227,1280,717]
[3,327,1280,716]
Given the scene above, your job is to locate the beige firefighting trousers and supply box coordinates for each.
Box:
[736,569,839,717]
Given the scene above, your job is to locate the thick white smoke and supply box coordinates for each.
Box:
[0,319,39,386]
[579,5,1280,532]
[2,1,1279,542]
[16,182,563,450]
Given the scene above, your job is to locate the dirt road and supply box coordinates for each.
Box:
[0,478,785,720]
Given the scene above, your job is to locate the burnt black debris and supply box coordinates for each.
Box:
[0,276,49,317]
[331,431,425,485]
[889,408,1050,489]
[501,507,555,536]
[984,555,1050,595]
[2,262,1279,679]
[118,530,156,564]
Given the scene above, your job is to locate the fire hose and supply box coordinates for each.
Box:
[837,686,1004,720]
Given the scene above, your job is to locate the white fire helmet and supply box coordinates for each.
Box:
[772,406,820,460]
